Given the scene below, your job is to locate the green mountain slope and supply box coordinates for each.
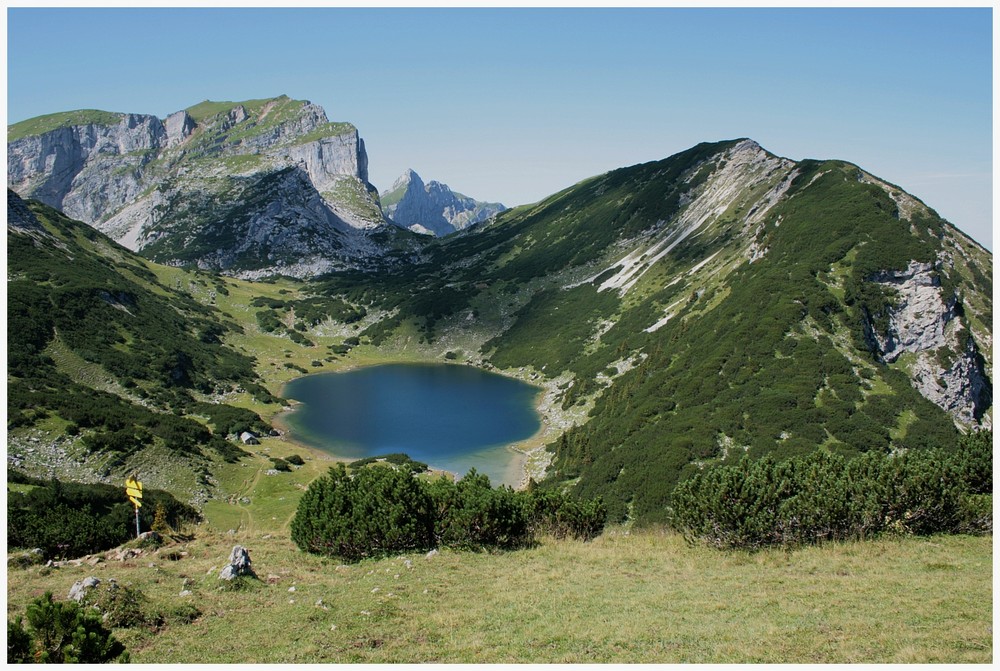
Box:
[7,190,278,502]
[309,139,992,523]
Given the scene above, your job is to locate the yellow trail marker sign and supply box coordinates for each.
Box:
[125,478,143,538]
[125,477,143,506]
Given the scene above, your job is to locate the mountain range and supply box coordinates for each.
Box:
[7,98,993,523]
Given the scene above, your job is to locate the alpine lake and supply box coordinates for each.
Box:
[281,363,543,487]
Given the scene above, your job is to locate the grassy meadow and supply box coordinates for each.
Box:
[6,523,991,663]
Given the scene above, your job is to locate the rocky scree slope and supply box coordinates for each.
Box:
[321,138,991,522]
[380,168,506,236]
[8,96,423,278]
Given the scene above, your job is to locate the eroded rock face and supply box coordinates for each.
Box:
[865,260,991,426]
[8,114,165,224]
[163,111,195,147]
[8,97,394,277]
[867,262,953,361]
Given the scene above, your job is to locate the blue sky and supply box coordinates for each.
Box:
[6,6,993,249]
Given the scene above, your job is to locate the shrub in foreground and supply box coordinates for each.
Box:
[292,463,607,561]
[291,464,435,562]
[7,592,129,663]
[670,434,992,550]
[428,470,531,550]
[527,489,607,541]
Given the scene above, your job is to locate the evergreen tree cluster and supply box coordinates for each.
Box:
[7,473,201,560]
[291,464,606,562]
[669,431,992,550]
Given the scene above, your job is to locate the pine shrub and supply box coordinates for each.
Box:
[291,464,435,562]
[526,489,607,541]
[669,433,992,550]
[292,464,608,562]
[8,592,129,663]
[428,470,532,551]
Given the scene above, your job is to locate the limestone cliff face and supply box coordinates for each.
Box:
[381,169,506,236]
[7,96,400,277]
[8,113,166,224]
[863,260,991,426]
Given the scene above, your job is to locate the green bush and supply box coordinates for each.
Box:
[670,434,993,550]
[527,489,608,541]
[292,463,608,562]
[958,494,993,534]
[291,464,436,562]
[7,475,200,560]
[8,592,129,663]
[8,617,33,662]
[428,470,532,551]
[952,430,992,494]
[269,457,292,472]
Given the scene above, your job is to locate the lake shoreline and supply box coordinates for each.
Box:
[273,360,553,489]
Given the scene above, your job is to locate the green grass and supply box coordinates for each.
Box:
[293,122,356,144]
[184,98,287,124]
[6,529,991,663]
[9,109,124,141]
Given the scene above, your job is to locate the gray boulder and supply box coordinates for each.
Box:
[219,545,256,580]
[68,576,101,602]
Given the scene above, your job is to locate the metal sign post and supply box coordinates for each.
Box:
[125,477,143,538]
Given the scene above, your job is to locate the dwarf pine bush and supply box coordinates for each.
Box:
[669,433,992,550]
[292,463,607,562]
[7,592,128,663]
[291,464,435,562]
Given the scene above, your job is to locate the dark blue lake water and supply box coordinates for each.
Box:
[281,363,542,487]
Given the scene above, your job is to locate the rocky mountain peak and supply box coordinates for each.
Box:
[380,169,505,237]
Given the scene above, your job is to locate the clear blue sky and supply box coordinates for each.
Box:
[7,6,993,249]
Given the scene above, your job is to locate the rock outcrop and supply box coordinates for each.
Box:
[864,260,991,426]
[219,545,256,580]
[7,188,46,234]
[381,169,505,236]
[8,96,412,277]
[68,576,102,602]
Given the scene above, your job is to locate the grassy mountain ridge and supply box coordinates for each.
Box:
[7,109,127,141]
[8,95,399,277]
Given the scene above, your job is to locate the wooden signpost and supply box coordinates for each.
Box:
[125,476,143,538]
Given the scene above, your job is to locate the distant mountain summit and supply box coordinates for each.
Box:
[381,169,506,237]
[7,96,421,278]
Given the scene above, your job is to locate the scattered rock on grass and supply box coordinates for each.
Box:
[68,576,101,602]
[219,545,256,580]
